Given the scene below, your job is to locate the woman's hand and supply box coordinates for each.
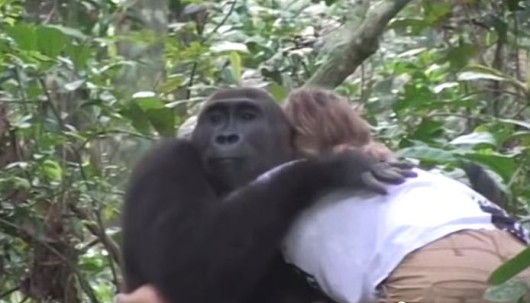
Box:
[114,285,164,303]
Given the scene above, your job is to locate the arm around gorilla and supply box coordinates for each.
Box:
[122,139,412,303]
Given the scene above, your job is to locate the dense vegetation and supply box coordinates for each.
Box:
[1,0,530,301]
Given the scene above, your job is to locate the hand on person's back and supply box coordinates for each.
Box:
[114,285,164,303]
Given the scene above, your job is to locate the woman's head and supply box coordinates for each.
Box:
[283,87,371,154]
[283,87,394,161]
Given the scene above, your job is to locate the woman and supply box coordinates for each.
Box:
[280,87,530,302]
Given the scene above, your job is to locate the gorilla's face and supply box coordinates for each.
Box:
[191,88,295,193]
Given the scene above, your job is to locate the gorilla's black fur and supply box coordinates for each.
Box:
[461,161,506,208]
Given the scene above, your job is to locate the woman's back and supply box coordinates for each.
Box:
[281,168,524,303]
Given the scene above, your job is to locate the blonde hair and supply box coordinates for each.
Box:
[283,87,395,161]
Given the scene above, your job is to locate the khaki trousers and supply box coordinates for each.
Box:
[376,229,530,303]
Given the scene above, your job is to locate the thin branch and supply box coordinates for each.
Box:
[304,0,413,89]
[68,203,122,280]
[208,0,238,37]
[0,218,101,303]
[187,0,238,99]
[0,285,21,299]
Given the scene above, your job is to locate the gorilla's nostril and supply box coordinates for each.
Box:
[216,133,240,145]
[215,136,225,144]
[227,134,239,144]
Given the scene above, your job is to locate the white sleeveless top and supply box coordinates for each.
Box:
[278,168,502,303]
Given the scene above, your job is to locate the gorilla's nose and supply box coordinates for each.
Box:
[215,133,240,145]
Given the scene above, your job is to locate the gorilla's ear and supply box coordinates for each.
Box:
[178,115,197,139]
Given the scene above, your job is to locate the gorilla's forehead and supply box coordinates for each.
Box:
[206,87,278,107]
[201,97,280,115]
[207,98,260,106]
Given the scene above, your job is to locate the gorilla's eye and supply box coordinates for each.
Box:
[208,112,224,124]
[240,111,256,121]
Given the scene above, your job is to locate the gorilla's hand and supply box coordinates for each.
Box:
[323,150,417,195]
[361,159,417,194]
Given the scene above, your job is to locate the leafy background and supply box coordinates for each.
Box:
[1,0,530,301]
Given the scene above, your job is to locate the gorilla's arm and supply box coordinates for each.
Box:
[461,162,505,208]
[122,139,409,303]
[248,255,335,303]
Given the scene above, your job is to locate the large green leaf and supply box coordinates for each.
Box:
[460,152,518,183]
[145,108,176,138]
[440,43,478,70]
[407,119,445,143]
[120,102,152,135]
[489,247,530,285]
[132,92,166,110]
[267,82,288,102]
[229,51,242,85]
[458,65,528,93]
[450,132,497,147]
[66,44,92,70]
[7,23,37,51]
[484,280,528,302]
[36,26,67,58]
[47,24,88,40]
[41,159,63,182]
[397,146,456,162]
[498,119,530,131]
[127,93,176,137]
[211,41,249,54]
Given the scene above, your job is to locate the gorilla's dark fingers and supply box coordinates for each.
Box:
[395,168,418,178]
[361,172,388,195]
[372,163,409,184]
[388,159,416,170]
[386,159,418,179]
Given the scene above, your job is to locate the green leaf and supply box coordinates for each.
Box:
[64,79,85,91]
[79,256,104,272]
[393,85,434,112]
[505,0,524,11]
[127,94,175,137]
[397,146,456,162]
[458,65,528,93]
[146,108,176,138]
[461,152,517,183]
[47,24,88,40]
[120,103,152,135]
[36,26,67,57]
[267,82,288,102]
[132,93,165,110]
[387,18,429,33]
[498,118,530,131]
[440,43,477,70]
[422,2,451,25]
[433,81,458,93]
[489,247,530,285]
[66,44,92,70]
[159,76,184,94]
[211,41,249,54]
[484,280,528,302]
[408,120,445,143]
[229,51,242,85]
[12,177,31,190]
[450,132,497,147]
[458,70,506,82]
[42,159,62,182]
[7,23,37,51]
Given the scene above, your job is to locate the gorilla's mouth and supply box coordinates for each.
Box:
[208,158,244,170]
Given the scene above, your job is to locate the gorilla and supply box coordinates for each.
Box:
[121,87,415,303]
